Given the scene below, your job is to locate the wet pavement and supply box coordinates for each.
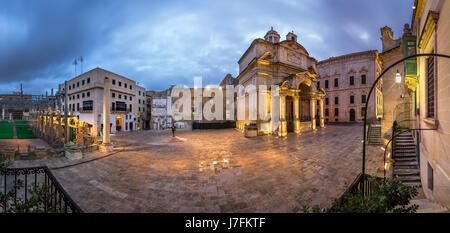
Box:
[11,124,384,212]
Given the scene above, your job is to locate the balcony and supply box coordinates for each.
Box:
[111,107,131,113]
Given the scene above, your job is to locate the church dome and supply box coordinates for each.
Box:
[264,27,280,43]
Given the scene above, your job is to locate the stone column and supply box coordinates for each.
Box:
[293,95,300,134]
[310,98,316,130]
[319,98,325,128]
[50,112,54,144]
[58,114,62,145]
[100,77,113,152]
[64,81,69,144]
[278,95,287,136]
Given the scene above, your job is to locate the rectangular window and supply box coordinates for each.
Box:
[130,85,132,90]
[361,75,366,84]
[325,108,329,116]
[112,79,116,85]
[116,101,126,111]
[77,103,80,111]
[77,94,79,99]
[82,93,85,98]
[82,100,93,111]
[69,86,71,90]
[138,99,141,104]
[325,80,329,89]
[130,96,132,101]
[82,80,85,85]
[317,81,320,89]
[73,84,75,89]
[77,82,79,87]
[125,83,127,88]
[112,102,115,110]
[124,95,127,100]
[334,96,339,105]
[350,76,354,85]
[119,81,122,87]
[87,92,90,97]
[361,95,366,103]
[334,78,338,87]
[428,162,434,191]
[118,94,121,99]
[334,108,339,116]
[325,98,329,105]
[426,55,435,118]
[112,93,115,98]
[350,95,354,104]
[87,78,90,83]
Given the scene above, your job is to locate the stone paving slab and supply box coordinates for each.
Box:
[10,124,384,212]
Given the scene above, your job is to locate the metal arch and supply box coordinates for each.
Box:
[361,53,450,195]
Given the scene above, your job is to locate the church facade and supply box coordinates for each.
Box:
[236,28,326,136]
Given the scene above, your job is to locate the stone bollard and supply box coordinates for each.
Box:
[34,146,48,160]
[64,144,83,160]
[2,146,17,161]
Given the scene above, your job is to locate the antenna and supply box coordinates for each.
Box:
[73,59,78,76]
[79,56,84,74]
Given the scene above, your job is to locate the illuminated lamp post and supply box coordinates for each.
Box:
[361,53,450,195]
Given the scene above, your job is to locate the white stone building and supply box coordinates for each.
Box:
[57,67,147,136]
[316,51,383,122]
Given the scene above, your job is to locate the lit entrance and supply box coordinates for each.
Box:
[116,115,123,132]
[286,96,294,132]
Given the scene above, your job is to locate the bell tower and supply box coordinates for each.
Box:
[264,27,280,43]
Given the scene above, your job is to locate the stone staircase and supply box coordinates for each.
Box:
[394,131,421,187]
[367,124,383,145]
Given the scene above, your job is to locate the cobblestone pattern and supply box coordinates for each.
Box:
[11,124,384,212]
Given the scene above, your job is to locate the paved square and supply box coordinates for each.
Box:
[12,124,384,212]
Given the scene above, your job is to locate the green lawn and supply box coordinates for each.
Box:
[15,120,37,139]
[0,121,14,139]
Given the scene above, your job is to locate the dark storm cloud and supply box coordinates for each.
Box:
[0,0,413,94]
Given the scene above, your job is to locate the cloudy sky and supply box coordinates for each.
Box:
[0,0,414,94]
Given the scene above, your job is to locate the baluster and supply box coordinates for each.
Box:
[24,173,27,204]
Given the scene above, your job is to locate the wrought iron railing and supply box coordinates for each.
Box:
[328,173,381,212]
[0,166,83,213]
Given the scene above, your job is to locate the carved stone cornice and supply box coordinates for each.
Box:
[419,11,439,49]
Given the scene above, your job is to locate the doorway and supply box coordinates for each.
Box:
[350,109,355,121]
[116,115,123,132]
[286,96,294,132]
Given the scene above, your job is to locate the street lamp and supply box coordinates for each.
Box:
[361,53,450,196]
[395,71,402,84]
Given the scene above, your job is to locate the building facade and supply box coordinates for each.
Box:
[57,67,147,136]
[316,50,383,122]
[411,0,450,209]
[236,28,326,136]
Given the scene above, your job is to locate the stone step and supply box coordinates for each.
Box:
[395,152,417,156]
[402,181,422,187]
[395,160,418,166]
[399,175,421,182]
[394,168,420,176]
[395,149,416,153]
[395,157,417,161]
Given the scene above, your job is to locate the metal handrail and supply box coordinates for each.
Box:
[1,166,83,213]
